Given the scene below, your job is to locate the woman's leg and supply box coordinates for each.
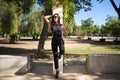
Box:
[52,39,59,70]
[59,38,65,58]
[52,40,60,78]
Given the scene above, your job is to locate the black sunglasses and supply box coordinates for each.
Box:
[53,16,58,18]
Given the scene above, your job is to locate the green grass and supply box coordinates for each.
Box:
[65,46,120,54]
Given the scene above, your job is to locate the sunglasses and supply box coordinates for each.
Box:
[53,16,58,18]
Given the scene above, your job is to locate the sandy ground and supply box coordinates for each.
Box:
[0,36,119,55]
[0,37,91,50]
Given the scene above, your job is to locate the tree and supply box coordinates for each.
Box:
[110,0,120,19]
[110,20,120,41]
[105,15,118,34]
[0,0,36,43]
[37,0,52,53]
[100,24,108,39]
[81,18,94,39]
[37,0,92,53]
[105,15,120,41]
[63,1,75,36]
[91,25,100,35]
[75,26,85,39]
[25,10,43,40]
[0,2,22,43]
[97,0,120,41]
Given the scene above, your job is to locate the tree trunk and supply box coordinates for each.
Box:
[37,9,52,54]
[118,12,120,19]
[110,0,120,19]
[37,19,48,53]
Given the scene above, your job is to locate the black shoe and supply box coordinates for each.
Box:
[55,71,59,79]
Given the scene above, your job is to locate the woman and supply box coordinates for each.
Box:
[44,13,68,79]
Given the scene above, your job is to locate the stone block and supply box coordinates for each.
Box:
[53,55,63,74]
[86,54,120,73]
[0,54,32,74]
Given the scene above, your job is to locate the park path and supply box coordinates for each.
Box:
[0,36,118,50]
[0,37,92,51]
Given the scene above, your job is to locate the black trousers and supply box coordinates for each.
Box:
[52,37,65,69]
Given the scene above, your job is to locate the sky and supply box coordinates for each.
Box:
[36,0,119,26]
[74,0,119,26]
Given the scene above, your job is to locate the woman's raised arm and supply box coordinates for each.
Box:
[44,15,52,26]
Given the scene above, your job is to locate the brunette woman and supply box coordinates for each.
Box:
[44,13,68,79]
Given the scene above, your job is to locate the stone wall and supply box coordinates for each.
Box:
[0,54,32,74]
[86,54,120,73]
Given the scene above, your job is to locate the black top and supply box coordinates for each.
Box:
[52,24,62,38]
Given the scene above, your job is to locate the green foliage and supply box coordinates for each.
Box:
[37,0,92,36]
[1,2,20,35]
[22,10,44,39]
[110,21,120,36]
[105,15,119,35]
[19,23,27,36]
[63,1,76,36]
[19,11,43,37]
[105,15,117,25]
[1,0,36,14]
[64,18,76,35]
[38,0,92,11]
[75,26,85,39]
[100,24,107,38]
[81,18,94,36]
[37,0,92,52]
[0,0,36,43]
[70,0,92,12]
[62,0,92,35]
[91,25,100,34]
[108,20,120,41]
[100,15,120,41]
[103,15,117,35]
[100,25,106,34]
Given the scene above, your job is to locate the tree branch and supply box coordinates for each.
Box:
[110,0,118,12]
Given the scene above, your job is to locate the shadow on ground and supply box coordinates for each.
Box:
[0,47,36,56]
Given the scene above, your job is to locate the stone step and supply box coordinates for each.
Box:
[31,65,86,74]
[86,54,120,73]
[0,54,32,74]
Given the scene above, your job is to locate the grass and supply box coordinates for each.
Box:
[32,45,120,55]
[65,46,120,54]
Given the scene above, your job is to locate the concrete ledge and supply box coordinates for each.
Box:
[86,54,120,73]
[0,54,32,74]
[53,55,63,74]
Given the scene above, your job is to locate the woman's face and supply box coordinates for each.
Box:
[53,15,59,23]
